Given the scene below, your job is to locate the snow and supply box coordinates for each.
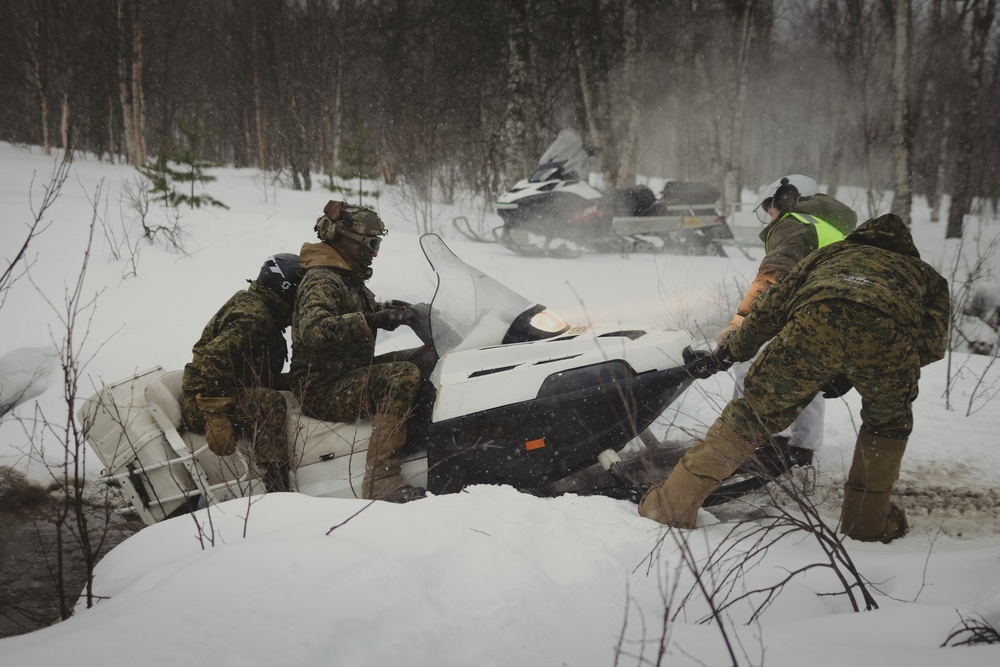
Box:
[0,345,59,417]
[2,142,1000,664]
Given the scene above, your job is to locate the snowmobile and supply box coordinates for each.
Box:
[80,235,773,527]
[456,129,732,258]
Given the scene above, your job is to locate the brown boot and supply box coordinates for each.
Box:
[682,420,758,481]
[639,463,719,528]
[840,431,909,543]
[638,420,756,527]
[362,413,414,500]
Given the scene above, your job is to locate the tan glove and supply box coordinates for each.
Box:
[717,314,744,347]
[196,395,238,456]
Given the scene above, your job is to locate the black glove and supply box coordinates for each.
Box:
[385,299,412,310]
[365,308,408,332]
[712,345,735,372]
[685,346,735,380]
[821,374,853,399]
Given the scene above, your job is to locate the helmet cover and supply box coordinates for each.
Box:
[315,200,387,244]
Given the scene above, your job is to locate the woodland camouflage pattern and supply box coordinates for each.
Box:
[181,281,292,464]
[290,240,421,497]
[289,241,420,423]
[725,213,950,443]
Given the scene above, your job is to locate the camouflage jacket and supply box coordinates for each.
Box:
[182,281,292,400]
[756,193,859,283]
[289,242,386,400]
[731,213,950,367]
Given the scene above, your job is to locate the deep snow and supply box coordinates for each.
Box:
[1,142,999,665]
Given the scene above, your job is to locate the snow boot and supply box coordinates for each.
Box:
[639,463,719,528]
[638,420,756,527]
[362,413,411,500]
[840,431,909,543]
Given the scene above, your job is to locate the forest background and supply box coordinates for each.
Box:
[2,0,998,238]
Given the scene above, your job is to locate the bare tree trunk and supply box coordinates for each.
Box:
[329,31,344,177]
[826,103,847,196]
[106,95,117,163]
[572,13,600,158]
[720,1,758,210]
[947,0,996,238]
[931,101,949,222]
[615,0,641,188]
[504,0,535,182]
[116,0,145,166]
[131,4,146,166]
[571,1,616,185]
[60,92,71,162]
[116,0,136,165]
[31,0,51,156]
[890,0,912,222]
[251,5,268,169]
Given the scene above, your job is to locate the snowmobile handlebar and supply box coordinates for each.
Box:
[682,346,735,380]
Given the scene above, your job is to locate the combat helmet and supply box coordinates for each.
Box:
[314,200,387,254]
[256,253,304,304]
[753,174,818,223]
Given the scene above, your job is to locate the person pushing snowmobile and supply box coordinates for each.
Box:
[640,213,950,543]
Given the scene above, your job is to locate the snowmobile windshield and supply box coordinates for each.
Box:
[419,234,568,356]
[529,129,590,183]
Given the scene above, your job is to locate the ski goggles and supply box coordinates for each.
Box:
[338,226,384,253]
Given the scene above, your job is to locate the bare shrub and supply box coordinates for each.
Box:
[0,465,49,510]
[942,612,1000,647]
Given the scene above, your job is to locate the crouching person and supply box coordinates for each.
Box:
[639,214,950,543]
[182,254,305,493]
[290,201,428,503]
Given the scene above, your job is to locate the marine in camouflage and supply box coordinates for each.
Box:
[641,214,950,537]
[290,229,422,499]
[181,280,293,465]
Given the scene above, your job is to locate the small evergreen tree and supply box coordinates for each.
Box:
[323,128,380,206]
[139,107,228,210]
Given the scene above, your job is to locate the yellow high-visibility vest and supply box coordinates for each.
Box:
[766,212,845,252]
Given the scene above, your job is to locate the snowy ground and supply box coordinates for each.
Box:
[1,143,999,665]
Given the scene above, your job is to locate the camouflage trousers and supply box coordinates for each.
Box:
[724,301,920,447]
[299,361,422,498]
[181,387,289,465]
[298,361,421,426]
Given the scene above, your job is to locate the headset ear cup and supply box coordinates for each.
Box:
[773,183,799,212]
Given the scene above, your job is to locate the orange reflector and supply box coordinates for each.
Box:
[525,438,546,451]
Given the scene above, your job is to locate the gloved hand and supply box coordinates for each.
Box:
[385,299,412,310]
[821,374,853,399]
[196,395,237,456]
[365,308,409,332]
[712,345,735,372]
[717,314,744,347]
[686,346,735,379]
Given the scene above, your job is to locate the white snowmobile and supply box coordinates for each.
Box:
[456,129,732,258]
[80,235,771,526]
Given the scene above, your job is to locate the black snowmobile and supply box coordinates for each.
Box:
[456,129,732,258]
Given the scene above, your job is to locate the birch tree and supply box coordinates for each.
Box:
[889,0,912,223]
[947,0,997,238]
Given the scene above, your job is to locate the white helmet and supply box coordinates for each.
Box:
[753,174,818,222]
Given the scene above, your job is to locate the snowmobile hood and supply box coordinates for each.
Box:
[846,213,920,259]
